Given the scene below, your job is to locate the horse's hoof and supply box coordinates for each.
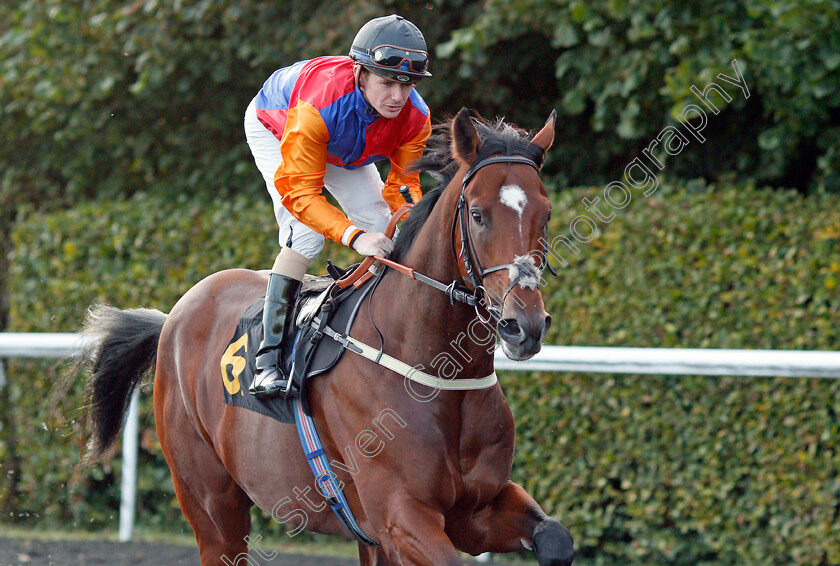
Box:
[533,518,574,566]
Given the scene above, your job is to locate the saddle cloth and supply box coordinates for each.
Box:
[220,269,379,423]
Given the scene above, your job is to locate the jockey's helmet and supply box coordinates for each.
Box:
[349,15,432,83]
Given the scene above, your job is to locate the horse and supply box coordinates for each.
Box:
[75,108,574,565]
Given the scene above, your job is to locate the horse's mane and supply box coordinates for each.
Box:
[391,115,546,262]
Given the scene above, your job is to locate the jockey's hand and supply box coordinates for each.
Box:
[352,232,395,257]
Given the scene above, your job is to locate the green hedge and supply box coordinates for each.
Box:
[4,0,838,222]
[3,184,839,563]
[508,183,840,564]
[440,0,840,192]
[1,192,353,535]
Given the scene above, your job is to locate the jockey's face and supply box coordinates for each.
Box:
[359,71,415,119]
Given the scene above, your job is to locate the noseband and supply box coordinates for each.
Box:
[451,154,545,320]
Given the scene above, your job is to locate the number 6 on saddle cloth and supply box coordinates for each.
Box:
[220,264,377,421]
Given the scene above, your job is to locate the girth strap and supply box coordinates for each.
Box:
[293,398,378,546]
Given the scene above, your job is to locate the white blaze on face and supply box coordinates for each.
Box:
[500,184,527,235]
[508,255,541,290]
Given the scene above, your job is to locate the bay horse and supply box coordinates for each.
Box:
[76,108,574,565]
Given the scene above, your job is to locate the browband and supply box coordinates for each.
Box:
[461,155,540,187]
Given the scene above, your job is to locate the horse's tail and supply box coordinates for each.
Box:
[75,304,167,464]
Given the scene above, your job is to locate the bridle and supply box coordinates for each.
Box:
[452,155,540,288]
[450,154,547,321]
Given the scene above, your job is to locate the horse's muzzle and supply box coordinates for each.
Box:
[498,312,551,360]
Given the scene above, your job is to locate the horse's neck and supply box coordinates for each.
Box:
[403,184,463,287]
[385,182,496,376]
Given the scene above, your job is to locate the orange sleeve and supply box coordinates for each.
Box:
[382,115,431,211]
[275,102,355,244]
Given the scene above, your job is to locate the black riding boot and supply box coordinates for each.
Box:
[250,273,301,399]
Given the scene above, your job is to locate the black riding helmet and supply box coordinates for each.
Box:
[349,15,432,83]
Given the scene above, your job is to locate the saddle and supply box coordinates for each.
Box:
[220,263,382,423]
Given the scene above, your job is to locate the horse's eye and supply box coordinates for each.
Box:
[471,210,484,226]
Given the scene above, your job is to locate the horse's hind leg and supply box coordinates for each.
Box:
[156,385,252,565]
[169,458,253,566]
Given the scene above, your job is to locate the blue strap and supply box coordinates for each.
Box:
[293,399,378,546]
[305,447,324,459]
[289,330,377,546]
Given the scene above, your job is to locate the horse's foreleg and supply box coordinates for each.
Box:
[372,499,463,566]
[357,543,397,566]
[451,480,574,566]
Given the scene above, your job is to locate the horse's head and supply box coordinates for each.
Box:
[450,108,556,361]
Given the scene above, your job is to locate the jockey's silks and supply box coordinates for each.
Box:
[255,56,431,244]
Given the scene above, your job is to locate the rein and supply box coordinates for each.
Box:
[336,204,480,307]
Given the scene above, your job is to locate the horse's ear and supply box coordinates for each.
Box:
[531,110,557,153]
[451,107,480,165]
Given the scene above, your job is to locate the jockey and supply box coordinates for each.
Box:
[244,14,432,398]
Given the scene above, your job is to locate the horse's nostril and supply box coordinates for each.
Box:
[499,319,520,332]
[539,314,552,341]
[498,318,525,345]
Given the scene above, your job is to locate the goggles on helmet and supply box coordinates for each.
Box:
[369,45,429,75]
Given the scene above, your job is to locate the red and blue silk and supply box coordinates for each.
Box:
[255,56,431,244]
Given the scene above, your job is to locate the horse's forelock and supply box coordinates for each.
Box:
[473,118,546,167]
